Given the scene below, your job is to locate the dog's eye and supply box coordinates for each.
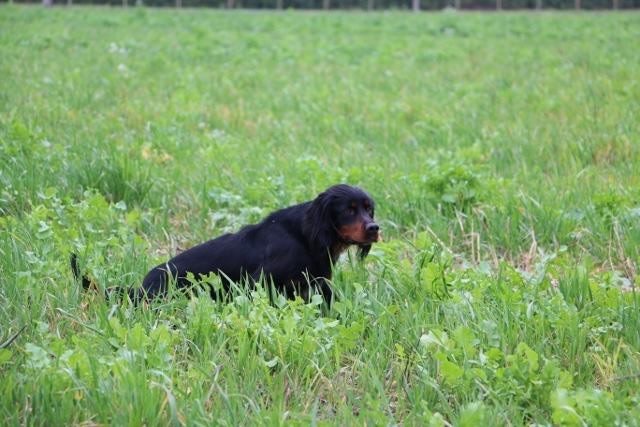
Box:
[346,207,356,215]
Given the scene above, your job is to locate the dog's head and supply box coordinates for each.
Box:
[304,184,379,259]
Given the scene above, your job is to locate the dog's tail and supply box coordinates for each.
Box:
[71,253,144,303]
[70,253,94,291]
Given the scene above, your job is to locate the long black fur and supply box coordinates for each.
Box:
[71,184,379,306]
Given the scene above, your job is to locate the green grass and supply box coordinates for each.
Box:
[1,5,640,425]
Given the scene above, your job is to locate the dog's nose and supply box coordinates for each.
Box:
[366,223,379,233]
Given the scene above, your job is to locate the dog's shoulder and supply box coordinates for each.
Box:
[258,202,309,231]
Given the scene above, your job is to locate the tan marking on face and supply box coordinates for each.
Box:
[339,221,367,243]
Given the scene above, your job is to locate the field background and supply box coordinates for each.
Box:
[1,6,640,425]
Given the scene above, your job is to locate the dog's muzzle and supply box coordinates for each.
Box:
[365,222,380,242]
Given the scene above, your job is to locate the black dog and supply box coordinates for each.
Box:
[72,184,379,306]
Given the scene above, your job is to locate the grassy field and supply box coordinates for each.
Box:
[1,5,640,425]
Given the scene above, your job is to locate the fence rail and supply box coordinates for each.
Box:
[12,0,640,10]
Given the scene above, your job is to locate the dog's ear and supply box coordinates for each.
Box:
[357,244,371,260]
[303,191,334,249]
